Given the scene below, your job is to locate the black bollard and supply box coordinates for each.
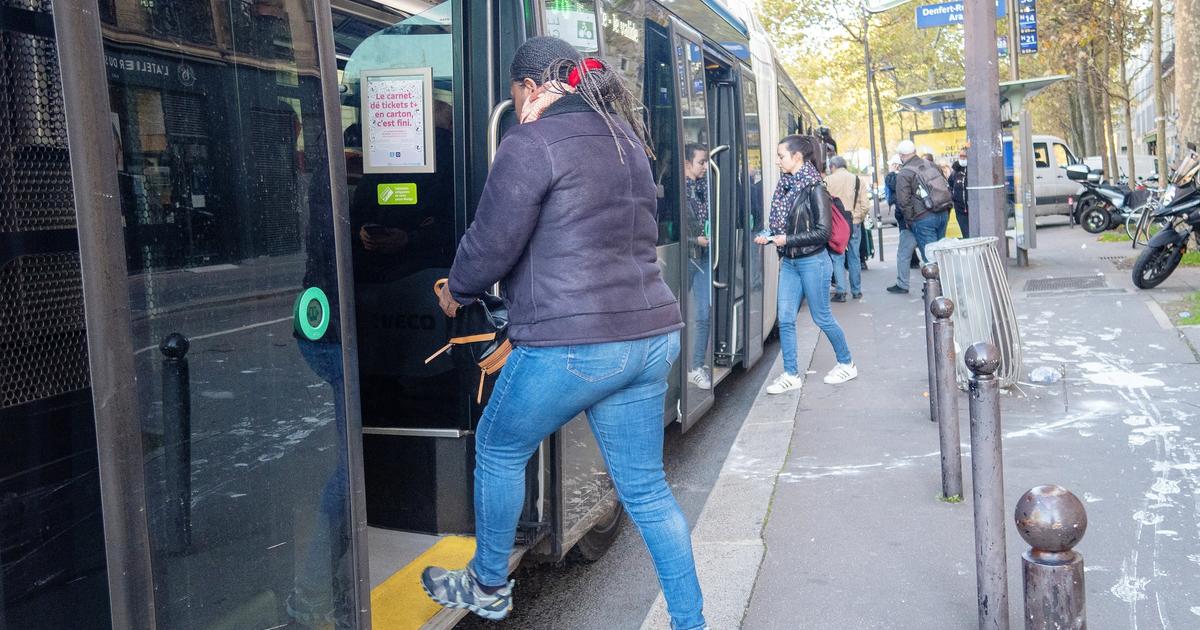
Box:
[161,333,192,553]
[930,297,963,500]
[1015,486,1088,630]
[966,342,1009,630]
[922,263,942,424]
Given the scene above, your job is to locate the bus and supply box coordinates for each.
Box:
[0,1,821,628]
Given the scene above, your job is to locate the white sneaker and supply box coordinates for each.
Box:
[823,363,858,385]
[766,372,803,395]
[689,368,712,390]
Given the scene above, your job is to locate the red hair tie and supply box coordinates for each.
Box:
[567,58,604,88]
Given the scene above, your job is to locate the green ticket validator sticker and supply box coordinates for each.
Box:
[378,183,418,206]
[294,287,331,341]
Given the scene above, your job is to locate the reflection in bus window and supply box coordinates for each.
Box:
[677,36,712,395]
[644,19,678,245]
[600,0,644,103]
[104,0,356,627]
[339,2,461,432]
[545,0,600,53]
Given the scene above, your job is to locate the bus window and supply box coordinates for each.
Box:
[743,77,763,231]
[338,3,462,436]
[544,0,600,52]
[600,1,644,103]
[644,19,678,245]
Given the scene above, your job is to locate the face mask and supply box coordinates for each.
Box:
[958,159,968,167]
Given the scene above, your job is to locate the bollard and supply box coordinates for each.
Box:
[930,297,963,500]
[922,263,942,424]
[966,342,1009,630]
[161,333,192,553]
[1015,486,1088,630]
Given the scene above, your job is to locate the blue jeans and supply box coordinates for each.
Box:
[689,261,711,369]
[895,228,918,291]
[911,211,950,260]
[831,223,863,295]
[777,254,852,375]
[470,331,706,630]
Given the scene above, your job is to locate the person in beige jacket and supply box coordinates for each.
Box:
[825,156,870,300]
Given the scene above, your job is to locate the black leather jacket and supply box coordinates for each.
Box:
[780,183,834,259]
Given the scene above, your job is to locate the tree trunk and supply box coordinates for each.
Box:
[1119,15,1136,180]
[1154,0,1168,183]
[1069,91,1085,153]
[1076,54,1097,157]
[1102,42,1119,180]
[1177,0,1200,157]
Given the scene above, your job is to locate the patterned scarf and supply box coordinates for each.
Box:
[768,162,822,235]
[519,81,573,124]
[686,176,708,224]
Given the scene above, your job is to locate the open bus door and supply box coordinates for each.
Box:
[339,0,623,623]
[672,20,716,431]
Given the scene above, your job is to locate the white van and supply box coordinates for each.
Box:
[1083,155,1160,182]
[1004,134,1083,217]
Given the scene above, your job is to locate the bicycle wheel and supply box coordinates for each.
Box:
[1125,211,1142,241]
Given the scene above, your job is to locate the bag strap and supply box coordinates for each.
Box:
[852,176,861,209]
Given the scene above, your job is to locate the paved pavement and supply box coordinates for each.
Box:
[641,222,1200,629]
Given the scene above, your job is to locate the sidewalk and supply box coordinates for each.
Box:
[646,221,1200,629]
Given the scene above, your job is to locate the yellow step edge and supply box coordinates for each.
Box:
[371,536,477,630]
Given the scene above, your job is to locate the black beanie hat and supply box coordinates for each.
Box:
[510,36,582,84]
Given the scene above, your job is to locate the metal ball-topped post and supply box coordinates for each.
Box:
[161,332,192,552]
[922,262,942,424]
[1015,485,1088,629]
[966,341,1009,630]
[930,295,962,500]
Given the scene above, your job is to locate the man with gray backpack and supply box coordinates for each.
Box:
[894,140,953,259]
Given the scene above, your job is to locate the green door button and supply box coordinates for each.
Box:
[377,183,418,205]
[294,287,331,341]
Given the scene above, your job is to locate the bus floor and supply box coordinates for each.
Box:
[367,527,527,629]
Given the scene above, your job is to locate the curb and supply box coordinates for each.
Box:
[640,323,821,630]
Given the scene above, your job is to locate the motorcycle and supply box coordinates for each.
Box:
[1066,165,1155,234]
[1131,150,1200,289]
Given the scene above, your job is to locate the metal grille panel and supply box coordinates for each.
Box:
[0,29,75,232]
[0,254,90,408]
[1023,276,1109,292]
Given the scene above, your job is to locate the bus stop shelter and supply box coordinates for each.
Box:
[896,75,1072,264]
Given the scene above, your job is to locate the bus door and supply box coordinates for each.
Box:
[672,21,716,429]
[740,65,766,370]
[333,0,546,607]
[704,51,743,374]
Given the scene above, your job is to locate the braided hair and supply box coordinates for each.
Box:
[510,36,653,161]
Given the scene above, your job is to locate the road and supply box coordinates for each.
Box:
[457,339,779,630]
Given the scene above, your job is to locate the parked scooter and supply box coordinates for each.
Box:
[1067,166,1154,234]
[1130,151,1200,289]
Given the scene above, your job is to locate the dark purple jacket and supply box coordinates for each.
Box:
[448,96,683,346]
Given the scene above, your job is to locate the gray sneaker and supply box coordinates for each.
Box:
[421,566,514,621]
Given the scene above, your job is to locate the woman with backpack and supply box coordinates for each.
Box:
[755,135,856,395]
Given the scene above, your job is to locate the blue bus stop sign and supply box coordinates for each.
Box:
[916,0,1005,29]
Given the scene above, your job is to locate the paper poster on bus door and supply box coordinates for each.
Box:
[361,68,435,174]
